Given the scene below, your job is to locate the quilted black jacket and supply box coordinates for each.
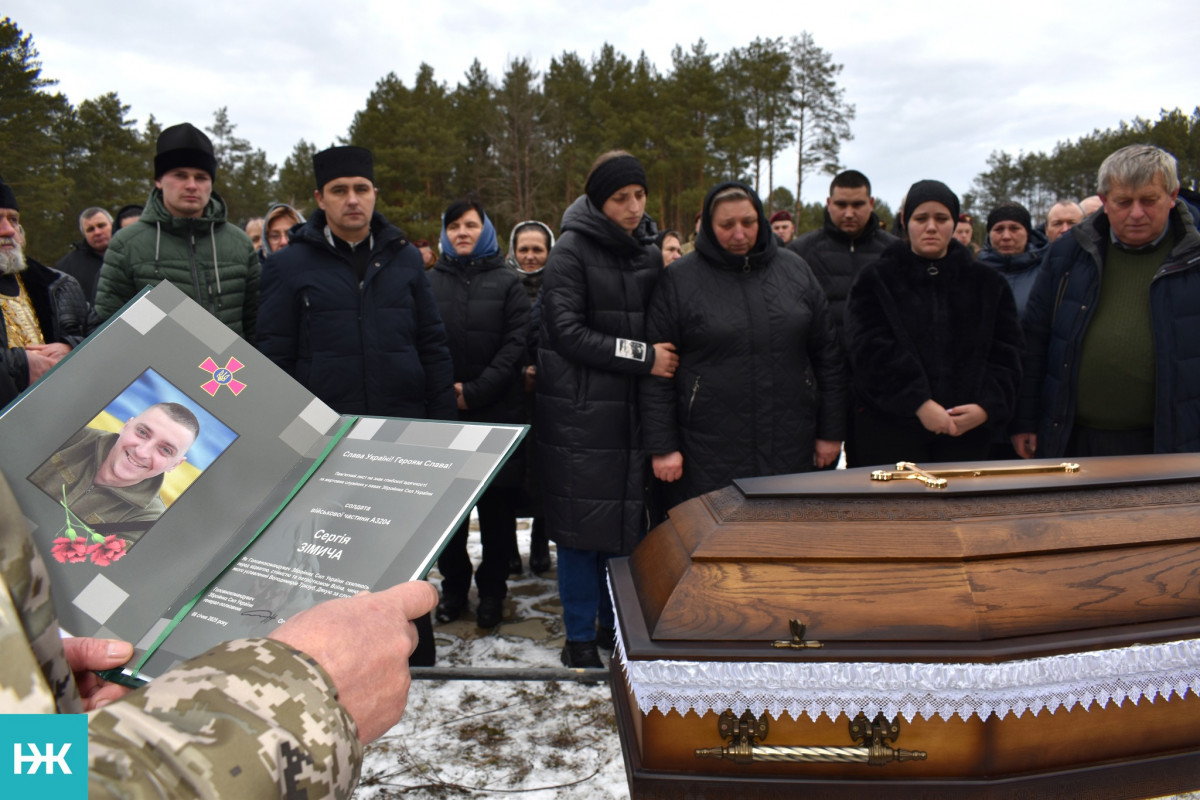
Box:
[641,182,845,509]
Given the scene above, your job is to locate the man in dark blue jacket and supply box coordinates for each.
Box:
[257,146,454,666]
[1012,144,1200,458]
[257,146,456,421]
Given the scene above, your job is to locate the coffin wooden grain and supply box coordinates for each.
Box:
[610,455,1200,799]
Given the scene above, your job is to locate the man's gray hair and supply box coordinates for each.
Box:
[78,206,112,233]
[1047,199,1084,217]
[1098,144,1180,195]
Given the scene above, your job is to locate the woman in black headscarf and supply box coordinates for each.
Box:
[844,180,1023,466]
[428,197,530,630]
[641,182,845,510]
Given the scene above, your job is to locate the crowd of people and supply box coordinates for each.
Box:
[2,123,1199,796]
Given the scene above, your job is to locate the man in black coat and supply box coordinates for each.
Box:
[257,146,456,421]
[788,169,897,465]
[788,169,898,341]
[55,206,112,303]
[257,146,455,665]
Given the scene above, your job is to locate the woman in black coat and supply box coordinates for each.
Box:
[506,220,556,576]
[844,180,1023,466]
[536,151,677,668]
[642,182,845,510]
[429,198,530,630]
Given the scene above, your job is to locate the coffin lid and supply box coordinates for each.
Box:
[618,455,1200,663]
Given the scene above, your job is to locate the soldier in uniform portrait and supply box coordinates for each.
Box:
[29,402,199,544]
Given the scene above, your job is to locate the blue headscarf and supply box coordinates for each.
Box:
[440,211,500,262]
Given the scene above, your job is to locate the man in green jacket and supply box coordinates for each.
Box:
[94,123,259,339]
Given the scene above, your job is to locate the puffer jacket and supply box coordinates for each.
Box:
[787,209,897,340]
[536,196,661,554]
[257,210,456,420]
[1014,199,1200,456]
[95,188,259,339]
[641,182,845,509]
[1,258,95,399]
[977,226,1050,317]
[429,250,529,486]
[845,239,1023,430]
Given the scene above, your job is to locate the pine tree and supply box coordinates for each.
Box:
[55,92,145,255]
[277,139,318,214]
[0,17,73,261]
[206,107,276,224]
[493,58,548,230]
[787,33,855,210]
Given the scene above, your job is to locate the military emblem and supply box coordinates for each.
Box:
[199,357,247,397]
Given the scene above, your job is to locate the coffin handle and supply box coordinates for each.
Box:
[695,710,927,766]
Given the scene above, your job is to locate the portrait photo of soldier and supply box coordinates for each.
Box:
[27,369,236,550]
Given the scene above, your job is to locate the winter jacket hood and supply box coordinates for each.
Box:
[260,202,306,257]
[560,195,658,257]
[506,220,556,279]
[979,226,1050,275]
[694,181,778,270]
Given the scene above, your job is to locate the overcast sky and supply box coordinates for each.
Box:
[8,0,1199,211]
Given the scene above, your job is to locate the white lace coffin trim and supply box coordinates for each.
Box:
[614,631,1200,723]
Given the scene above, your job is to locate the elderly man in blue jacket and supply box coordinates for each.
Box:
[1012,144,1200,458]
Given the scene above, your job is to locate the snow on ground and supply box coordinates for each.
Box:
[355,519,630,799]
[354,519,1200,800]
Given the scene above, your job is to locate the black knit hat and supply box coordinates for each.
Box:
[903,180,960,229]
[313,146,374,190]
[585,154,647,210]
[155,123,217,180]
[987,202,1033,234]
[0,173,16,212]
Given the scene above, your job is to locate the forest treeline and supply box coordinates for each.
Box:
[1,17,854,260]
[967,108,1200,221]
[3,15,1198,263]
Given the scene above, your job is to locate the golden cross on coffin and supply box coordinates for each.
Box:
[869,461,1081,489]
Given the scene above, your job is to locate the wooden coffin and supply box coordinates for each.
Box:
[610,456,1200,799]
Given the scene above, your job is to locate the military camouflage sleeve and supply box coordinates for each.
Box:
[0,469,82,715]
[88,638,363,800]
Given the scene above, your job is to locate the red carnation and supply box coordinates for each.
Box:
[52,536,90,564]
[89,535,128,567]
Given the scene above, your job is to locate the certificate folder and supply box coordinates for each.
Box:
[0,281,523,678]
